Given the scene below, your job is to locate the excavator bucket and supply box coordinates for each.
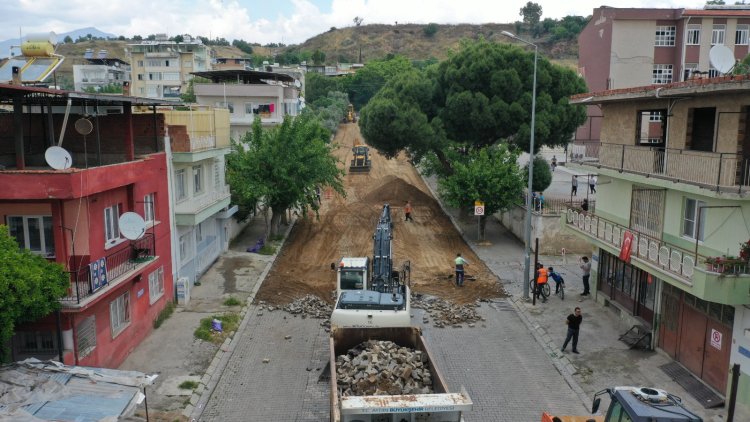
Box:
[349,146,371,173]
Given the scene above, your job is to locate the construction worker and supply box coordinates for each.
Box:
[535,263,549,302]
[454,253,469,287]
[404,201,413,222]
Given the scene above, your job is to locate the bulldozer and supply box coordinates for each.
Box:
[346,103,356,123]
[349,145,371,173]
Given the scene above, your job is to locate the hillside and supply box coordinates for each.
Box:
[288,23,578,63]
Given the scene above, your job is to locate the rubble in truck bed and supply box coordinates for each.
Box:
[336,340,433,396]
[259,295,333,329]
[412,295,486,328]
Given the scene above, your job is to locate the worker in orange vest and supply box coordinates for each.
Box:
[535,263,549,303]
[404,201,413,222]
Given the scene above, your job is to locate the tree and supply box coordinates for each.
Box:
[173,34,184,43]
[0,226,69,361]
[347,55,414,109]
[181,79,196,103]
[232,39,254,55]
[353,16,364,26]
[438,146,524,239]
[423,23,439,37]
[520,2,543,26]
[524,155,553,192]
[63,35,73,43]
[306,91,349,133]
[311,49,326,65]
[226,115,345,236]
[132,35,143,41]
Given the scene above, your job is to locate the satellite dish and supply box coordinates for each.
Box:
[709,45,735,74]
[44,146,72,170]
[119,212,146,240]
[74,118,93,135]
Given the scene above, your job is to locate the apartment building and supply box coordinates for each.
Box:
[0,84,173,368]
[159,107,236,286]
[576,5,750,146]
[191,70,301,139]
[128,34,210,100]
[73,50,130,92]
[565,77,750,410]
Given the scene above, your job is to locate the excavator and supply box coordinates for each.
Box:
[330,203,411,328]
[543,386,702,422]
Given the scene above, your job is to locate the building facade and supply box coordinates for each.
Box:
[576,5,750,146]
[128,34,210,100]
[73,54,131,92]
[192,70,301,139]
[0,84,173,368]
[565,77,750,410]
[159,107,236,286]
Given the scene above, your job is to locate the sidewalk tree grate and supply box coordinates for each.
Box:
[659,362,724,408]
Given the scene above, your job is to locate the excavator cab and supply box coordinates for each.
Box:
[349,145,371,173]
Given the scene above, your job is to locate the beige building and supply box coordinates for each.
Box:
[191,70,301,139]
[128,34,210,100]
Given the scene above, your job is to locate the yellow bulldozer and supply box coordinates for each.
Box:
[346,104,356,123]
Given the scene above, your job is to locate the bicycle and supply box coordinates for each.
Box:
[529,280,550,301]
[550,271,565,300]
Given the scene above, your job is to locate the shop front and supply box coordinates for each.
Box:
[597,250,657,326]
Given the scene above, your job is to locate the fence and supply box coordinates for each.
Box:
[524,193,595,215]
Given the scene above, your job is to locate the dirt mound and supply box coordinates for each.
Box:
[362,175,437,208]
[255,123,506,307]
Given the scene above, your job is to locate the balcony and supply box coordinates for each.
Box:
[564,208,750,304]
[174,185,231,225]
[171,135,217,153]
[61,233,156,307]
[569,142,750,192]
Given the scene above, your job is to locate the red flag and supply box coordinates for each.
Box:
[620,231,634,263]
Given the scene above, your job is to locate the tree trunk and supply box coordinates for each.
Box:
[270,205,284,237]
[261,205,270,241]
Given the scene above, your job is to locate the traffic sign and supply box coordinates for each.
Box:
[474,205,485,216]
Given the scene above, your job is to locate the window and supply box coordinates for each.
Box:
[162,72,180,81]
[195,223,203,243]
[682,198,706,241]
[712,24,726,45]
[148,266,165,304]
[144,193,155,223]
[652,64,673,84]
[193,165,203,194]
[137,74,144,81]
[607,400,634,422]
[683,63,698,80]
[7,216,55,257]
[163,86,181,98]
[179,233,190,262]
[104,205,120,244]
[109,291,131,336]
[655,26,676,46]
[76,316,96,358]
[148,72,162,81]
[137,60,144,67]
[686,25,701,45]
[250,103,273,118]
[165,60,170,67]
[214,162,222,190]
[147,59,162,67]
[175,169,187,201]
[216,101,234,113]
[708,66,721,78]
[18,331,56,354]
[737,25,750,45]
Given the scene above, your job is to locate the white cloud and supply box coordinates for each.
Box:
[0,0,721,44]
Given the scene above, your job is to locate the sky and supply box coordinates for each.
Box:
[0,0,714,45]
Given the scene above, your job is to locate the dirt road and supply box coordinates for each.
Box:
[255,123,505,305]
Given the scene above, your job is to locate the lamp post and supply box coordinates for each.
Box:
[502,31,537,300]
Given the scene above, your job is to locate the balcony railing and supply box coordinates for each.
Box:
[174,185,231,215]
[564,208,702,284]
[523,193,595,215]
[61,233,156,305]
[569,142,750,192]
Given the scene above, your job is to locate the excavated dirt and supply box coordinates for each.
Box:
[255,123,506,305]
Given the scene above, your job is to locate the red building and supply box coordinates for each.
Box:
[0,84,173,368]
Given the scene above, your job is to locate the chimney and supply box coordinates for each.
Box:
[11,66,21,85]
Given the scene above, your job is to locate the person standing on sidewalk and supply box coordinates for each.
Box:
[579,256,591,296]
[404,201,413,222]
[561,307,582,354]
[454,253,469,287]
[589,175,597,194]
[571,176,578,196]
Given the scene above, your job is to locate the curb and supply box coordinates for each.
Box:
[186,218,298,421]
[417,169,594,414]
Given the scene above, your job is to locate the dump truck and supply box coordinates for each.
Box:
[350,145,371,173]
[331,204,410,328]
[330,326,472,422]
[542,386,702,422]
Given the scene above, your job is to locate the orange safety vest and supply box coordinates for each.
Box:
[405,203,413,213]
[536,268,548,284]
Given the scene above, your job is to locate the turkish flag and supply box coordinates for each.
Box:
[620,230,634,263]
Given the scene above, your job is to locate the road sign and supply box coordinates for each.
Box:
[474,205,485,216]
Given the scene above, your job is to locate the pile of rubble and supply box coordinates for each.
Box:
[336,340,433,396]
[267,295,332,328]
[412,295,484,328]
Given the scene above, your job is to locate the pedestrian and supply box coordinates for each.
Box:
[404,200,413,222]
[579,256,591,296]
[548,267,564,294]
[535,263,549,302]
[539,192,545,211]
[551,155,557,172]
[454,253,469,287]
[581,198,589,212]
[561,307,582,354]
[589,175,596,194]
[571,176,578,196]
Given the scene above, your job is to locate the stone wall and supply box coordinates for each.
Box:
[497,205,591,255]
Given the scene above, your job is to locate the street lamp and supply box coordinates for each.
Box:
[502,30,538,300]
